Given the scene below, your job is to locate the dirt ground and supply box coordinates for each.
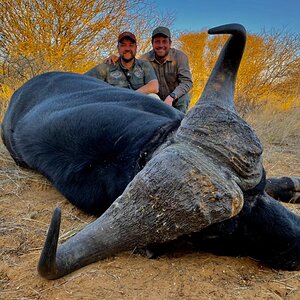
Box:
[1,134,300,300]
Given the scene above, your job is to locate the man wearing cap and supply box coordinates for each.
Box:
[140,27,193,113]
[85,32,159,96]
[105,27,193,113]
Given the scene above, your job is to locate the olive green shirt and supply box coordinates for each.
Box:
[140,48,193,100]
[85,59,157,91]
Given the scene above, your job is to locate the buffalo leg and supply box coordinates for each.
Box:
[265,177,300,203]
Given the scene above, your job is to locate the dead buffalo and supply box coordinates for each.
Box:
[1,24,300,279]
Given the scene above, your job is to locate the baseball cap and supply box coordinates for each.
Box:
[152,27,171,38]
[118,32,137,43]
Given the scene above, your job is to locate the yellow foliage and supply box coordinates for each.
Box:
[0,0,173,95]
[0,84,13,101]
[180,29,300,112]
[178,32,209,107]
[0,84,13,121]
[270,96,299,111]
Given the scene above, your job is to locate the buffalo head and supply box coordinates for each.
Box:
[35,24,265,279]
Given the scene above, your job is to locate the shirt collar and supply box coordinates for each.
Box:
[149,49,173,64]
[119,58,136,70]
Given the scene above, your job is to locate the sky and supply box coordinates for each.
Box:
[153,0,300,35]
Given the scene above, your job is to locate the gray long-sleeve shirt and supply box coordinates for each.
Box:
[140,48,193,100]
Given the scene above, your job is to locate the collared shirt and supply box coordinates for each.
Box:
[140,48,193,100]
[84,59,157,91]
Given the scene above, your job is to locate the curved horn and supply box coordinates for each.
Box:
[38,143,244,279]
[197,23,246,111]
[38,208,61,279]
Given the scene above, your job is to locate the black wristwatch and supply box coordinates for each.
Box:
[169,92,178,105]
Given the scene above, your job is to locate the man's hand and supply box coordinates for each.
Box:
[103,54,119,65]
[164,95,173,106]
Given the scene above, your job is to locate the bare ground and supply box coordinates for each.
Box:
[1,133,300,300]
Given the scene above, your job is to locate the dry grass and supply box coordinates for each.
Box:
[246,105,300,178]
[247,105,300,147]
[0,142,51,198]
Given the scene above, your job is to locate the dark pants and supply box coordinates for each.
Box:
[173,94,190,113]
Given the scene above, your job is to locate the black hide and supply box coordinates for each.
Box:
[1,72,183,215]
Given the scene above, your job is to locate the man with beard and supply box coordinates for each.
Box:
[105,28,193,113]
[85,32,159,97]
[140,27,193,113]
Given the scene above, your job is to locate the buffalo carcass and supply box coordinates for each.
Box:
[1,24,300,279]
